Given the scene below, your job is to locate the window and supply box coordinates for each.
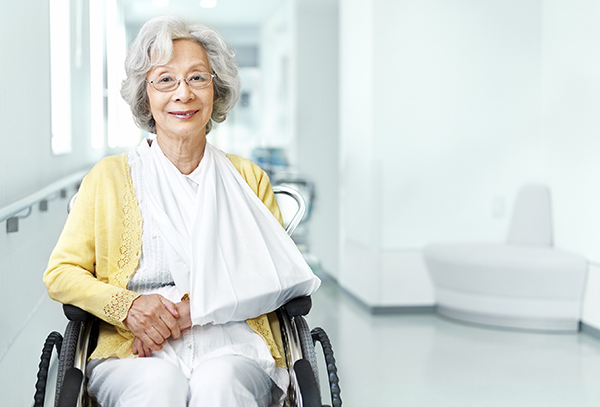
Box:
[89,0,106,149]
[105,0,139,149]
[49,0,72,155]
[89,0,140,151]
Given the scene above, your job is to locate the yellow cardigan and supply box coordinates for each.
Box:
[44,152,286,367]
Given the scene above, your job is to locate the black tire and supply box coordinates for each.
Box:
[33,331,63,407]
[295,316,320,387]
[55,321,82,407]
[312,328,341,407]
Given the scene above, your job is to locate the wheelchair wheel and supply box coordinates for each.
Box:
[34,331,63,407]
[280,312,322,407]
[55,320,82,406]
[54,318,97,407]
[295,316,319,386]
[311,328,341,407]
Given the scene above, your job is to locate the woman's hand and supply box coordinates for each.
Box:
[125,294,181,353]
[132,337,153,357]
[133,299,192,357]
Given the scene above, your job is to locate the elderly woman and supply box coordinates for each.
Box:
[43,16,319,407]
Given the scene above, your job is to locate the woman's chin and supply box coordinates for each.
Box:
[157,124,207,141]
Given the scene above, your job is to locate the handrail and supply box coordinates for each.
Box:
[0,169,89,225]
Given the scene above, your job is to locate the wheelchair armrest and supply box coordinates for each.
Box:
[63,304,92,322]
[282,296,312,317]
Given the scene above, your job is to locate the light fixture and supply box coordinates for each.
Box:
[200,0,217,8]
[152,0,169,7]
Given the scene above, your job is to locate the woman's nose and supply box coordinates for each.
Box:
[172,79,194,102]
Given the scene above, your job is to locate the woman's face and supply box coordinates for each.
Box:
[146,39,214,143]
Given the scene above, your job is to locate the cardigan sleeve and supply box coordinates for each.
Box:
[43,157,141,329]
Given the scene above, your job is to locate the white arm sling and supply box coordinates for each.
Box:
[141,141,320,326]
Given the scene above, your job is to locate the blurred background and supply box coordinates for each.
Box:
[3,0,600,405]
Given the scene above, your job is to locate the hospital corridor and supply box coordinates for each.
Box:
[3,0,600,406]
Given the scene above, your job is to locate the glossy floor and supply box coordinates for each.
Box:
[305,275,600,407]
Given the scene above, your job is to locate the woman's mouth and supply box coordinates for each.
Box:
[169,110,199,119]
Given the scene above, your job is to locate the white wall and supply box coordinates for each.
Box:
[339,0,547,308]
[541,0,600,262]
[540,0,600,330]
[294,0,340,278]
[374,0,544,248]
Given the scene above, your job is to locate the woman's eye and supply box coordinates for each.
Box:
[159,76,175,83]
[190,74,207,82]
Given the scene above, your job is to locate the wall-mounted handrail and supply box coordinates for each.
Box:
[0,169,89,225]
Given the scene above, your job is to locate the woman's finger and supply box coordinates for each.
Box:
[138,331,163,352]
[145,323,170,346]
[159,296,180,319]
[135,337,153,358]
[141,342,153,357]
[160,312,181,339]
[158,297,181,339]
[133,337,146,357]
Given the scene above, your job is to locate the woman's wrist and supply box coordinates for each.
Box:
[175,299,192,331]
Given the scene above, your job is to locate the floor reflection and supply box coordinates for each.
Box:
[306,273,600,407]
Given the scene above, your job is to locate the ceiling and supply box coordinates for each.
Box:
[122,0,286,29]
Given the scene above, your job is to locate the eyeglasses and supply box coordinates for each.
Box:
[147,72,215,92]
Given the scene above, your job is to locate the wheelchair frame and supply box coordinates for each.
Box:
[34,186,341,407]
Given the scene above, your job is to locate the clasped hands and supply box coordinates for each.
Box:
[124,294,192,357]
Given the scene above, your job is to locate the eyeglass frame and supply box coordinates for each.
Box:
[146,72,216,92]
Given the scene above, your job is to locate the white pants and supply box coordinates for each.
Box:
[87,354,280,407]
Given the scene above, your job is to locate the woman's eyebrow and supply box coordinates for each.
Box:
[155,62,209,71]
[187,62,210,70]
[150,65,171,75]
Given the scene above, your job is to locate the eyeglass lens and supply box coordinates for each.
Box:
[150,73,213,91]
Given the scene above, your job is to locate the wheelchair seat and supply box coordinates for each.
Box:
[34,186,341,407]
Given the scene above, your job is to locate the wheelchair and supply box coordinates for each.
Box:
[33,186,342,407]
